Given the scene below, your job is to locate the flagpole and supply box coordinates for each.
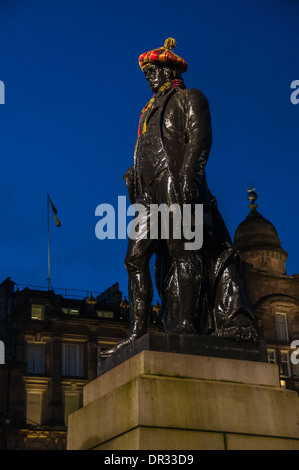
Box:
[47,192,51,291]
[47,193,61,291]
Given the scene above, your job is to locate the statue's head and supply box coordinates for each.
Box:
[139,38,187,92]
[143,64,182,92]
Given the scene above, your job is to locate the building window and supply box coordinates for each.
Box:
[280,380,286,389]
[97,310,114,319]
[280,350,291,377]
[27,344,45,374]
[275,313,289,343]
[31,304,44,320]
[62,308,80,315]
[292,361,299,377]
[267,349,277,364]
[62,343,83,377]
[26,392,42,425]
[64,394,80,426]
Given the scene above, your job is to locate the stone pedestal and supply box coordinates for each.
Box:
[67,334,299,450]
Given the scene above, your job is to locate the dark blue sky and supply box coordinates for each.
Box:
[0,0,298,301]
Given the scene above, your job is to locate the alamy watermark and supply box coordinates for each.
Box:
[290,340,299,365]
[0,340,5,364]
[0,80,5,104]
[290,80,299,105]
[95,196,203,250]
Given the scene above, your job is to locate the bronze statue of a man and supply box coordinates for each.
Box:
[100,38,257,358]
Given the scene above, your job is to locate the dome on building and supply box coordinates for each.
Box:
[234,191,281,250]
[234,190,287,275]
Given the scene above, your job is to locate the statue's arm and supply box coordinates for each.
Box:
[179,89,212,202]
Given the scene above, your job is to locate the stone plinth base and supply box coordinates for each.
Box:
[67,350,299,450]
[97,332,267,377]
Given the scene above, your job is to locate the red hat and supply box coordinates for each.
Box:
[139,38,188,73]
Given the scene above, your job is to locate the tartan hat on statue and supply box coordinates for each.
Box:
[139,38,188,73]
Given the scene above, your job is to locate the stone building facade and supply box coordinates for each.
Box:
[0,280,163,450]
[234,191,299,391]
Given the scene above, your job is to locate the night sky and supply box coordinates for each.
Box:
[0,0,298,302]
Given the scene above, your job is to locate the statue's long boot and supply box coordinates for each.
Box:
[99,272,152,358]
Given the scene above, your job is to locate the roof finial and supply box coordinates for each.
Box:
[246,187,258,213]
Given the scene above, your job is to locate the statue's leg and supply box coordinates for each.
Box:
[99,217,158,358]
[163,239,203,334]
[151,172,204,335]
[124,239,155,337]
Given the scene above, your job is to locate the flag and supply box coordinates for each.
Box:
[48,194,61,227]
